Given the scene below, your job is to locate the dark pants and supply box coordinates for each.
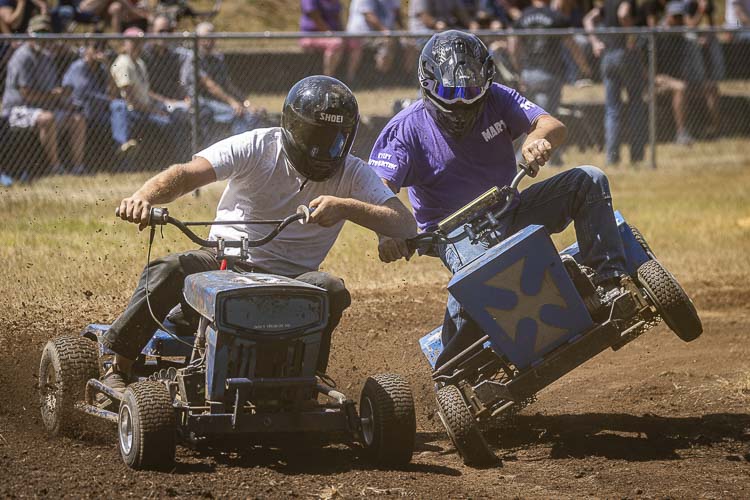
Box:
[101,249,351,373]
[601,48,647,164]
[434,166,628,369]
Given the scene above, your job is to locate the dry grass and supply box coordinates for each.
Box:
[1,139,749,320]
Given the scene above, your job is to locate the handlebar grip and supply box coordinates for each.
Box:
[296,205,313,224]
[114,206,168,226]
[149,207,169,225]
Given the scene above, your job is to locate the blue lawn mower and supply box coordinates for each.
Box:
[409,167,702,466]
[39,206,416,470]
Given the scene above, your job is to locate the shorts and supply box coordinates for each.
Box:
[2,106,68,129]
[300,37,352,57]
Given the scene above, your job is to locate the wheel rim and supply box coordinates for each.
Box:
[40,363,58,423]
[360,396,375,446]
[119,404,133,455]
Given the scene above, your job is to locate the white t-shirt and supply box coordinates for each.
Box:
[110,54,151,109]
[195,127,395,276]
[347,0,401,32]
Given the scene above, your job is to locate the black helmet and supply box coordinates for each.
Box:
[419,30,495,138]
[281,75,359,182]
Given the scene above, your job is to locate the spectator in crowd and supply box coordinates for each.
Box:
[109,26,189,159]
[552,0,591,84]
[655,1,695,145]
[510,0,591,164]
[299,0,347,77]
[1,15,88,176]
[584,0,647,166]
[62,40,111,132]
[643,0,667,26]
[141,14,189,101]
[77,0,148,33]
[476,0,513,27]
[50,0,99,32]
[407,0,480,66]
[346,0,405,83]
[686,0,723,137]
[725,0,750,37]
[462,0,512,30]
[409,0,480,32]
[497,0,531,21]
[0,0,47,33]
[181,21,266,143]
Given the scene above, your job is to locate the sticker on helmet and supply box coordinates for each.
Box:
[317,112,344,124]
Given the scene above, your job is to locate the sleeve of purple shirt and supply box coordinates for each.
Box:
[496,84,548,140]
[367,120,413,190]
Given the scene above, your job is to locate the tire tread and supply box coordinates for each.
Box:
[121,381,176,470]
[436,385,497,467]
[637,259,702,341]
[361,373,416,467]
[39,335,99,436]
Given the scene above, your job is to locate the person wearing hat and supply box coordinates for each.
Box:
[109,26,190,164]
[1,14,89,178]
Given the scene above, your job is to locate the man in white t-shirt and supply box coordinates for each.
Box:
[101,76,417,391]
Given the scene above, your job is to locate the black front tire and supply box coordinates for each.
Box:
[629,225,654,258]
[359,373,416,467]
[39,335,100,436]
[118,381,176,470]
[436,385,498,467]
[637,259,703,342]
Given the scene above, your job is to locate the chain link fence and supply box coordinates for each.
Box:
[0,28,749,184]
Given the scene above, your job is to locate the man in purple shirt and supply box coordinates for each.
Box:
[369,30,629,368]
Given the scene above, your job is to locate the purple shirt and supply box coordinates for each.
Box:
[300,0,343,31]
[368,83,547,230]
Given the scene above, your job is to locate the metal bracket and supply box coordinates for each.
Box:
[473,379,517,405]
[240,237,249,260]
[216,237,225,259]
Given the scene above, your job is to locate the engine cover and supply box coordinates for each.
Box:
[183,271,328,338]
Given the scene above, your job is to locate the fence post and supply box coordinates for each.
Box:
[191,33,200,156]
[648,31,657,169]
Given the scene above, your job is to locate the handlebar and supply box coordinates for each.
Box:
[115,205,313,251]
[405,166,530,252]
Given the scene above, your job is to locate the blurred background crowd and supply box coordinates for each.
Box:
[1,0,749,184]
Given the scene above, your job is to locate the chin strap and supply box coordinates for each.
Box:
[298,177,309,193]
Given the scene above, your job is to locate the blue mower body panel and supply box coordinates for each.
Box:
[82,322,194,359]
[560,211,649,277]
[419,213,647,370]
[448,224,593,370]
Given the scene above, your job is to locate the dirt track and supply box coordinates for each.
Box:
[1,281,748,498]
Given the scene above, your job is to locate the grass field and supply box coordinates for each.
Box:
[1,140,748,322]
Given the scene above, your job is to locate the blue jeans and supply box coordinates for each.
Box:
[434,166,628,369]
[199,98,262,136]
[601,49,647,164]
[109,99,188,146]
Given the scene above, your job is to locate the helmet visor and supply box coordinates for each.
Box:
[434,82,487,104]
[288,122,355,162]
